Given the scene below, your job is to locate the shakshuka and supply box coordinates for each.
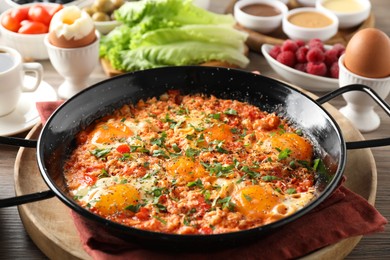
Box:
[64,90,319,234]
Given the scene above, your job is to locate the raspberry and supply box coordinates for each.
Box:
[294,63,307,72]
[332,43,346,55]
[295,39,306,48]
[276,51,296,67]
[306,62,327,76]
[281,39,299,53]
[324,48,339,67]
[330,62,339,78]
[306,47,325,63]
[269,45,282,59]
[308,38,325,51]
[296,46,308,63]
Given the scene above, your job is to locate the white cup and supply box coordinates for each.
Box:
[338,54,390,132]
[0,46,43,116]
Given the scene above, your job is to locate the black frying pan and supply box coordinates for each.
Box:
[1,66,390,250]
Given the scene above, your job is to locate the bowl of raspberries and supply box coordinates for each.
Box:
[261,38,345,92]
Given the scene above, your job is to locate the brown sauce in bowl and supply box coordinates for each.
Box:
[241,3,281,17]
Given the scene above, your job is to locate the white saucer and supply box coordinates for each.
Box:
[0,76,57,136]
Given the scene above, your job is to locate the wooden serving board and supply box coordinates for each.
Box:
[100,58,243,77]
[14,90,377,260]
[226,0,375,52]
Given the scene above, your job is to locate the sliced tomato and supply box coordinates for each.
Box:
[10,7,29,23]
[28,4,51,26]
[18,21,48,34]
[1,13,21,32]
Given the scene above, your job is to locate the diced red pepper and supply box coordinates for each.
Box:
[116,144,130,153]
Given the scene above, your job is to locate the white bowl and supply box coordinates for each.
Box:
[0,3,59,60]
[94,20,122,35]
[296,0,316,7]
[316,0,371,29]
[5,0,92,8]
[282,7,338,42]
[261,43,338,92]
[234,0,288,34]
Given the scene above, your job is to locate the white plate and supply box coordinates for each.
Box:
[261,44,339,92]
[0,76,57,136]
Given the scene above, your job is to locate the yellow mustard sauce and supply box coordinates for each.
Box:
[322,0,364,13]
[288,11,333,28]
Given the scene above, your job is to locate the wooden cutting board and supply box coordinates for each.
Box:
[13,88,377,260]
[226,0,375,52]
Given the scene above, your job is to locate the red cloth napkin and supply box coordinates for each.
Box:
[36,101,388,260]
[36,101,64,125]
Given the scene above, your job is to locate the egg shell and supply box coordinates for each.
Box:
[48,29,97,48]
[344,28,390,78]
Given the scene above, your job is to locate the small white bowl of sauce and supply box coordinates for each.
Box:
[316,0,371,29]
[296,0,316,7]
[234,0,288,34]
[282,7,339,42]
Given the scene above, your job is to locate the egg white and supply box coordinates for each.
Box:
[73,174,158,209]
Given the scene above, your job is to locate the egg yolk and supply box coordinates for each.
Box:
[232,184,281,220]
[89,121,133,144]
[166,156,207,182]
[268,132,313,162]
[204,123,234,143]
[93,183,140,216]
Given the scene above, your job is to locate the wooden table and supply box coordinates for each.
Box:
[0,0,389,259]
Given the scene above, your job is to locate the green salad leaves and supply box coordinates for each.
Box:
[100,0,249,71]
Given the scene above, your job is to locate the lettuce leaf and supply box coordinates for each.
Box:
[120,42,249,71]
[100,0,248,71]
[115,0,235,29]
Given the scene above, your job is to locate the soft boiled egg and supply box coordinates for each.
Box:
[49,6,97,48]
[344,28,390,78]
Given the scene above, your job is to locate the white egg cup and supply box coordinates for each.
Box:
[44,32,99,100]
[338,54,390,132]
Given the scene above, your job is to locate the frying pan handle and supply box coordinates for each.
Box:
[0,136,37,148]
[0,137,50,207]
[0,190,55,208]
[316,84,390,149]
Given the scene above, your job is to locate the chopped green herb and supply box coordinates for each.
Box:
[125,204,141,213]
[118,153,131,161]
[278,148,292,160]
[98,168,109,178]
[202,162,234,177]
[209,113,221,120]
[217,196,236,212]
[262,175,279,182]
[152,149,170,158]
[172,143,181,152]
[187,179,203,188]
[243,193,252,202]
[153,215,167,225]
[185,147,200,158]
[154,203,167,213]
[90,148,111,158]
[286,188,297,194]
[224,108,237,115]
